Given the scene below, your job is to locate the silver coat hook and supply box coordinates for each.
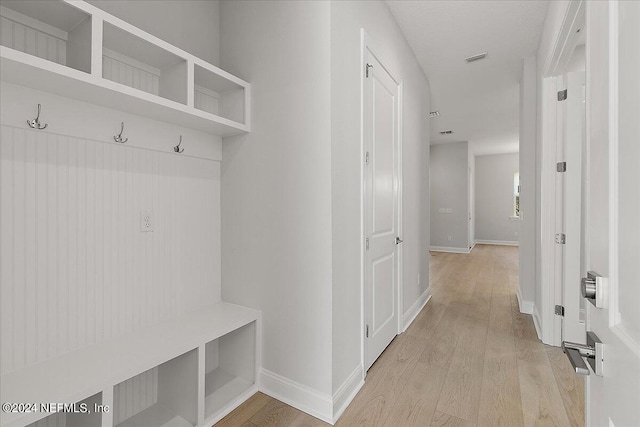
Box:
[173,135,184,153]
[27,104,48,129]
[114,122,128,143]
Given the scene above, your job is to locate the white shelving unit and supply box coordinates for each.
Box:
[204,322,256,421]
[1,303,261,427]
[0,0,250,137]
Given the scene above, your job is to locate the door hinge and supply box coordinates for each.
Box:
[366,324,369,338]
[557,161,567,172]
[365,238,370,251]
[555,233,566,244]
[365,151,370,165]
[558,89,567,101]
[366,63,373,78]
[555,304,565,316]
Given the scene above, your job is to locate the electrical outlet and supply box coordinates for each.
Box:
[141,211,154,232]
[447,236,452,242]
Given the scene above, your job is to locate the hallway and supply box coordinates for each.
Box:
[215,245,584,426]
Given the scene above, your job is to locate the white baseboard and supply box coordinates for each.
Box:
[532,308,542,340]
[259,368,333,424]
[429,246,471,254]
[470,241,477,251]
[474,239,519,246]
[516,288,534,314]
[332,364,364,422]
[402,288,431,332]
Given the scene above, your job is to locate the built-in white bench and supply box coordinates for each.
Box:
[1,302,261,427]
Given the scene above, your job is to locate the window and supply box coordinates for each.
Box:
[513,172,520,218]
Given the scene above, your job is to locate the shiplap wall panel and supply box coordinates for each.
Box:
[113,368,158,425]
[194,87,219,116]
[0,16,66,65]
[0,125,221,375]
[103,55,160,96]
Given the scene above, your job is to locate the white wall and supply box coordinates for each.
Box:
[475,153,520,244]
[468,149,475,247]
[430,142,469,251]
[219,0,334,398]
[87,0,220,65]
[519,55,537,310]
[329,0,431,401]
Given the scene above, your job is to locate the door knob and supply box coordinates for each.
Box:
[395,237,403,245]
[562,331,603,376]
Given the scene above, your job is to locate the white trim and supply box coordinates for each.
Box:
[402,290,431,332]
[258,368,333,424]
[332,365,364,423]
[532,308,543,340]
[470,241,477,251]
[509,216,521,220]
[429,246,470,254]
[516,288,535,314]
[474,240,519,247]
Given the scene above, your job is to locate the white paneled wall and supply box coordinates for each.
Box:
[0,125,221,375]
[103,52,161,96]
[113,368,158,425]
[194,85,220,115]
[0,15,67,65]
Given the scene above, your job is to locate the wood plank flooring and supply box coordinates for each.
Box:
[214,245,584,427]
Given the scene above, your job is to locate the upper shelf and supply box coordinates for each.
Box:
[0,0,250,137]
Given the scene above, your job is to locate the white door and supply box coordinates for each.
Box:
[558,71,587,344]
[582,2,640,425]
[363,44,401,371]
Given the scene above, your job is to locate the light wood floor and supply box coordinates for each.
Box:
[214,245,584,427]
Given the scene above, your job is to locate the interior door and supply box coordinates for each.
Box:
[559,71,587,344]
[364,45,400,372]
[583,2,640,425]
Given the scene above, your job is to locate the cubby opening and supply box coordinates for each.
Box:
[113,349,198,427]
[0,0,92,73]
[26,393,103,427]
[205,321,256,420]
[194,64,246,124]
[103,22,187,105]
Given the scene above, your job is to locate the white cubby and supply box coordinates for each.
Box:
[102,22,187,105]
[194,64,246,125]
[0,1,91,73]
[204,322,256,420]
[0,0,250,137]
[1,303,259,427]
[113,350,198,427]
[25,393,102,427]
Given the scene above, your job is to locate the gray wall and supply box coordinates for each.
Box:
[220,0,333,395]
[475,153,520,243]
[519,55,537,307]
[430,142,469,250]
[330,0,431,394]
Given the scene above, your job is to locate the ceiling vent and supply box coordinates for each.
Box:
[440,130,453,135]
[465,52,487,63]
[429,111,440,117]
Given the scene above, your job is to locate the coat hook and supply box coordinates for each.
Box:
[114,122,128,143]
[173,135,184,153]
[27,104,48,129]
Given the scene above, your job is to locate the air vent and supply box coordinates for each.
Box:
[429,111,440,117]
[440,130,453,135]
[465,52,487,63]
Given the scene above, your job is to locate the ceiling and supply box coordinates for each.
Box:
[386,0,548,155]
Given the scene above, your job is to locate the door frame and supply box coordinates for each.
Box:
[360,28,404,376]
[539,0,585,346]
